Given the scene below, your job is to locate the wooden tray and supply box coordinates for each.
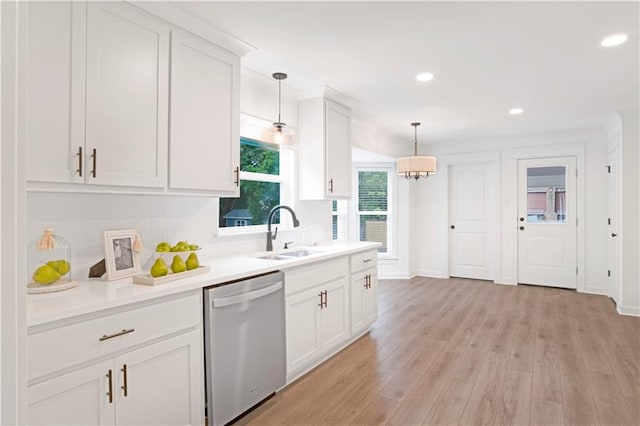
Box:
[27,279,79,294]
[132,266,210,286]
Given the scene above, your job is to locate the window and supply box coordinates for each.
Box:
[526,166,567,223]
[355,168,392,254]
[332,200,347,241]
[219,137,292,230]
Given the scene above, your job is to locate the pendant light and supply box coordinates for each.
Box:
[272,72,287,143]
[396,122,437,180]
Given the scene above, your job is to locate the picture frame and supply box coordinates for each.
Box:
[103,229,140,281]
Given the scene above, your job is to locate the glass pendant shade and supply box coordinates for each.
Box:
[396,122,437,180]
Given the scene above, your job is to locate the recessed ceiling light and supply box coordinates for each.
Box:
[416,72,434,82]
[601,34,628,47]
[509,107,524,115]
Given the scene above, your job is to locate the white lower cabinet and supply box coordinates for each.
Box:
[284,259,349,376]
[27,293,204,425]
[350,269,378,335]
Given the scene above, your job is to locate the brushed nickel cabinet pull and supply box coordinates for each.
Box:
[106,369,113,403]
[99,328,135,342]
[318,291,324,309]
[121,364,128,397]
[90,148,97,178]
[234,166,240,187]
[328,178,334,193]
[323,290,328,308]
[76,146,83,177]
[363,258,372,263]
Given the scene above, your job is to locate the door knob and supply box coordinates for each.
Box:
[612,233,617,237]
[450,225,455,229]
[519,226,525,231]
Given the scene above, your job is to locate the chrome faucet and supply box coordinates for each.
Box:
[266,205,300,251]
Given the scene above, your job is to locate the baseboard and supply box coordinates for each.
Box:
[617,304,640,317]
[414,270,449,279]
[378,273,412,280]
[493,280,517,286]
[582,286,609,296]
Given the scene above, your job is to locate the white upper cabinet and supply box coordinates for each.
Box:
[22,1,86,184]
[21,1,243,195]
[298,97,352,200]
[169,31,240,195]
[85,2,169,188]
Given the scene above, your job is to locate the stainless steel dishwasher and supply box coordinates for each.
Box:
[203,271,286,426]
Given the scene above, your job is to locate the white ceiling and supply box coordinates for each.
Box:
[171,1,639,145]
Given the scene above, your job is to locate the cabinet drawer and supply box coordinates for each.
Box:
[350,250,377,273]
[28,293,200,380]
[285,257,348,296]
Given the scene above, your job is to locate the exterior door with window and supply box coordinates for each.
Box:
[517,157,577,288]
[449,162,498,280]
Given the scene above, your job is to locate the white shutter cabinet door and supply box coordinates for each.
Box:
[285,288,323,375]
[350,273,366,335]
[169,31,240,195]
[114,330,204,426]
[324,99,351,198]
[85,2,169,188]
[28,359,116,425]
[320,277,349,352]
[363,271,378,325]
[22,1,86,184]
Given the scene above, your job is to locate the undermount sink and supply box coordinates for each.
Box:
[255,249,322,261]
[256,254,291,261]
[278,249,321,257]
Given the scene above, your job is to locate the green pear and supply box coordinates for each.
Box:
[186,252,199,270]
[47,259,70,276]
[150,257,169,278]
[33,264,62,285]
[171,255,187,273]
[188,244,200,251]
[156,242,171,252]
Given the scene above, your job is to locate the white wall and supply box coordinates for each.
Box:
[620,109,640,315]
[2,2,27,422]
[410,127,609,295]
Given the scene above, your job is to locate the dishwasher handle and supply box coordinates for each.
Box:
[212,281,283,308]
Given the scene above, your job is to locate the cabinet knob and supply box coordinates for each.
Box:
[450,225,455,229]
[611,233,617,237]
[519,226,525,231]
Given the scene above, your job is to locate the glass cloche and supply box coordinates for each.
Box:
[27,228,77,293]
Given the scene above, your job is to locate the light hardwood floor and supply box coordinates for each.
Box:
[238,277,640,425]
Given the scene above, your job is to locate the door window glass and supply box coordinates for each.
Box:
[526,166,567,223]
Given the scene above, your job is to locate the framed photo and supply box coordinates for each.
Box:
[103,229,140,281]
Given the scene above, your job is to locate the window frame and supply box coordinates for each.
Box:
[349,163,395,257]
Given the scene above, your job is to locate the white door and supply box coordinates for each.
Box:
[517,157,577,288]
[28,359,116,425]
[285,287,322,374]
[607,142,622,303]
[114,331,203,426]
[449,162,498,280]
[85,2,168,187]
[170,31,240,194]
[320,277,349,352]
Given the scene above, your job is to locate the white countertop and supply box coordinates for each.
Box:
[27,242,379,328]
